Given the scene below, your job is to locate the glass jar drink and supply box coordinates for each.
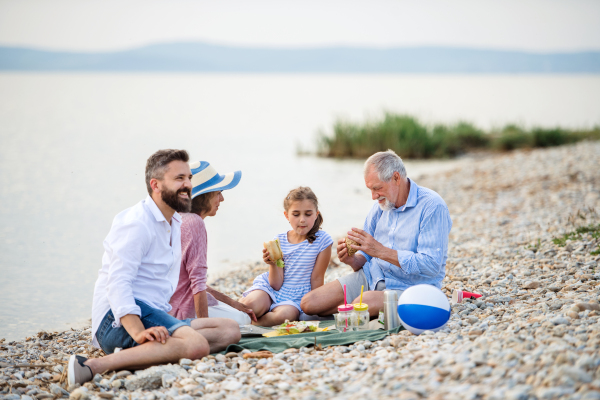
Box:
[336,304,357,332]
[353,303,369,330]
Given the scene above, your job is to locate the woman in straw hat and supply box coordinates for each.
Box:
[169,161,257,325]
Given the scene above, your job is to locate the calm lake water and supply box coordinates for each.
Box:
[1,73,599,341]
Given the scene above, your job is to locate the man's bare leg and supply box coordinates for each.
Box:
[189,317,241,353]
[255,305,299,327]
[84,326,208,374]
[351,291,385,317]
[300,280,345,316]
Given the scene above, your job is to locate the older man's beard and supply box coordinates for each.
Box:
[377,196,395,211]
[161,187,192,213]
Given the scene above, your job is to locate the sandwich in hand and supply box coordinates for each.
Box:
[264,239,285,268]
[345,237,360,257]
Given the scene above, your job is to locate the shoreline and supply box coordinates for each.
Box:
[1,141,599,399]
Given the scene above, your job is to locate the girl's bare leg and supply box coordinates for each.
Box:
[255,305,299,327]
[239,290,272,319]
[301,279,345,316]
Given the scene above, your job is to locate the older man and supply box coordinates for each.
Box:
[301,149,452,317]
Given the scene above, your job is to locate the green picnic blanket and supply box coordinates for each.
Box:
[219,321,403,354]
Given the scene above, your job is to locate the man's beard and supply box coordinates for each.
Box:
[161,187,192,213]
[377,196,395,211]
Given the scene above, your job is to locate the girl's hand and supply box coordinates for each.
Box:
[262,248,276,266]
[264,248,285,290]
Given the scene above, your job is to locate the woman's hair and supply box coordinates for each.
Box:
[283,186,323,244]
[191,191,217,215]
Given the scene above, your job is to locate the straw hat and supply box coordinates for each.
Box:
[189,161,242,198]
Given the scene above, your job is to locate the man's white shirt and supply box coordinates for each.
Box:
[91,195,182,348]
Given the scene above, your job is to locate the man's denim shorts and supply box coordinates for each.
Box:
[96,299,193,354]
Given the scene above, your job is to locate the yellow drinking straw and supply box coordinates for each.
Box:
[359,285,364,306]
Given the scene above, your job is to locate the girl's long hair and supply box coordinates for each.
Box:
[283,187,323,244]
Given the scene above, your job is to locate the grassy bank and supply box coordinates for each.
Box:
[553,223,600,256]
[317,113,600,159]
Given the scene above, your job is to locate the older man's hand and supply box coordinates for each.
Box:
[337,238,364,270]
[347,228,384,258]
[337,237,353,264]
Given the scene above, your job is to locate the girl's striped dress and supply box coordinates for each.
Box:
[243,230,333,312]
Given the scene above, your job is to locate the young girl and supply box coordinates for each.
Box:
[241,187,333,326]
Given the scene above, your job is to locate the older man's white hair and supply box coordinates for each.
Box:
[364,149,407,182]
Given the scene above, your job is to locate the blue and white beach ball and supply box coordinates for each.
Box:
[397,284,451,335]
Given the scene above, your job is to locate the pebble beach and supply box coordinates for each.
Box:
[1,141,600,400]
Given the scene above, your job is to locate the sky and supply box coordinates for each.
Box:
[0,0,599,52]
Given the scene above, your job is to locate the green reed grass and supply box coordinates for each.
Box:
[317,113,600,159]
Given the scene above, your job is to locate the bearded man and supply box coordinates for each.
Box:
[301,149,452,317]
[68,149,240,385]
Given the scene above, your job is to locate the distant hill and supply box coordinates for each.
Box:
[1,43,599,73]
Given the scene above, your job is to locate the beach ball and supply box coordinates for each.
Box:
[397,284,451,335]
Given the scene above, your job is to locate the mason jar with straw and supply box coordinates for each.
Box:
[336,284,357,332]
[353,285,370,330]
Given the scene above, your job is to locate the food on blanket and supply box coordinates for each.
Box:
[275,320,319,335]
[264,239,285,268]
[345,237,360,257]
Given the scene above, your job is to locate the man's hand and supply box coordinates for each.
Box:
[337,237,354,265]
[132,326,170,345]
[347,228,384,258]
[121,314,170,345]
[230,301,258,323]
[347,228,402,269]
[337,237,366,271]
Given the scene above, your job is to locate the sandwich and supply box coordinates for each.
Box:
[264,239,285,268]
[345,237,360,257]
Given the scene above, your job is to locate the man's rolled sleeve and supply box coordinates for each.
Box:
[111,304,142,324]
[105,220,150,326]
[396,250,419,274]
[357,250,372,262]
